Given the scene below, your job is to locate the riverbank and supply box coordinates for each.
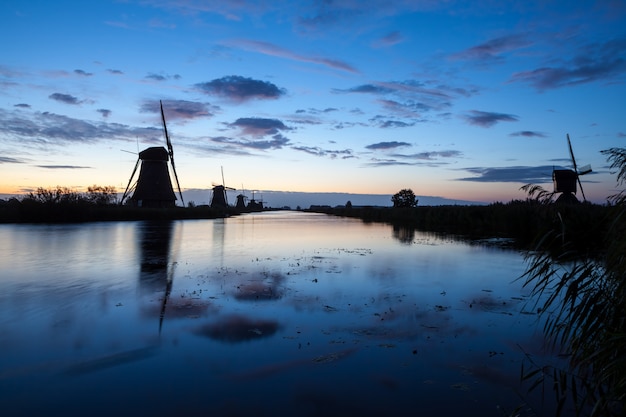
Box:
[306,200,612,251]
[0,198,274,223]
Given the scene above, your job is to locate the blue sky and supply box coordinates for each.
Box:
[1,0,625,206]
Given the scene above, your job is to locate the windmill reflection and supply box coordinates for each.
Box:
[137,220,175,333]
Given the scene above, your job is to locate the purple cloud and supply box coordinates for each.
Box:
[74,69,93,77]
[1,156,24,164]
[211,134,290,150]
[464,110,518,127]
[35,165,91,169]
[510,38,626,90]
[457,166,553,183]
[292,145,354,159]
[452,34,531,62]
[196,76,286,102]
[365,141,411,150]
[97,109,111,118]
[140,99,217,120]
[372,31,405,48]
[49,93,81,105]
[509,131,547,137]
[228,117,290,137]
[227,39,359,73]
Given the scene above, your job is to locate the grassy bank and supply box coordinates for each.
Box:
[0,198,239,223]
[307,200,612,251]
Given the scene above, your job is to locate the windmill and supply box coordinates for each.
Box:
[552,134,592,203]
[235,185,249,209]
[210,166,236,208]
[121,101,184,207]
[247,190,265,211]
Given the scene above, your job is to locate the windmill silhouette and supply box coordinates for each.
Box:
[210,166,236,208]
[235,185,249,209]
[121,101,184,207]
[552,134,592,203]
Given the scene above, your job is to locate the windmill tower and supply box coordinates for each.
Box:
[552,134,592,204]
[235,184,249,209]
[121,101,184,208]
[247,190,265,211]
[210,167,236,208]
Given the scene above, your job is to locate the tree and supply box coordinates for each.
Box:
[86,185,118,205]
[391,189,418,208]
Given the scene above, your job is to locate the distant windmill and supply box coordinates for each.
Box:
[121,100,184,207]
[552,134,592,203]
[247,190,265,211]
[210,166,236,208]
[235,185,249,209]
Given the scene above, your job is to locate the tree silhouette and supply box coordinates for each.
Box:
[391,189,418,208]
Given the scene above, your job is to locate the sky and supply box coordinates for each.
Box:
[1,0,625,207]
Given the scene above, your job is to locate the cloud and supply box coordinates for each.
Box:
[464,110,518,127]
[0,156,24,164]
[335,84,395,95]
[365,141,411,150]
[456,166,553,183]
[145,72,181,81]
[297,107,339,115]
[392,150,462,160]
[378,120,415,129]
[376,99,435,118]
[363,158,414,167]
[451,34,531,62]
[363,149,462,167]
[292,145,354,159]
[228,117,291,137]
[49,93,81,105]
[211,134,290,150]
[35,165,91,169]
[14,103,31,108]
[510,37,626,90]
[618,132,626,137]
[97,109,111,118]
[195,75,286,102]
[335,80,467,118]
[140,99,217,120]
[226,39,359,73]
[107,69,124,75]
[74,69,93,76]
[372,31,405,48]
[509,131,546,137]
[0,108,164,147]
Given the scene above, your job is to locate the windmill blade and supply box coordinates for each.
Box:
[567,133,578,173]
[577,176,587,202]
[121,158,140,205]
[160,100,185,206]
[161,100,173,156]
[170,156,185,207]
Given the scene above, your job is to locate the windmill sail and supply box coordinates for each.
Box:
[161,100,184,206]
[553,134,592,203]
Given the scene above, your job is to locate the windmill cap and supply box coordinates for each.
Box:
[139,146,169,161]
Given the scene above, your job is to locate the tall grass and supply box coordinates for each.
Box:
[519,148,625,416]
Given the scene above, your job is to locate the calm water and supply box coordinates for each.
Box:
[0,211,561,416]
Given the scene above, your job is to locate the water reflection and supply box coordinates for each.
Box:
[392,224,415,244]
[0,213,565,416]
[194,315,280,343]
[137,221,175,332]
